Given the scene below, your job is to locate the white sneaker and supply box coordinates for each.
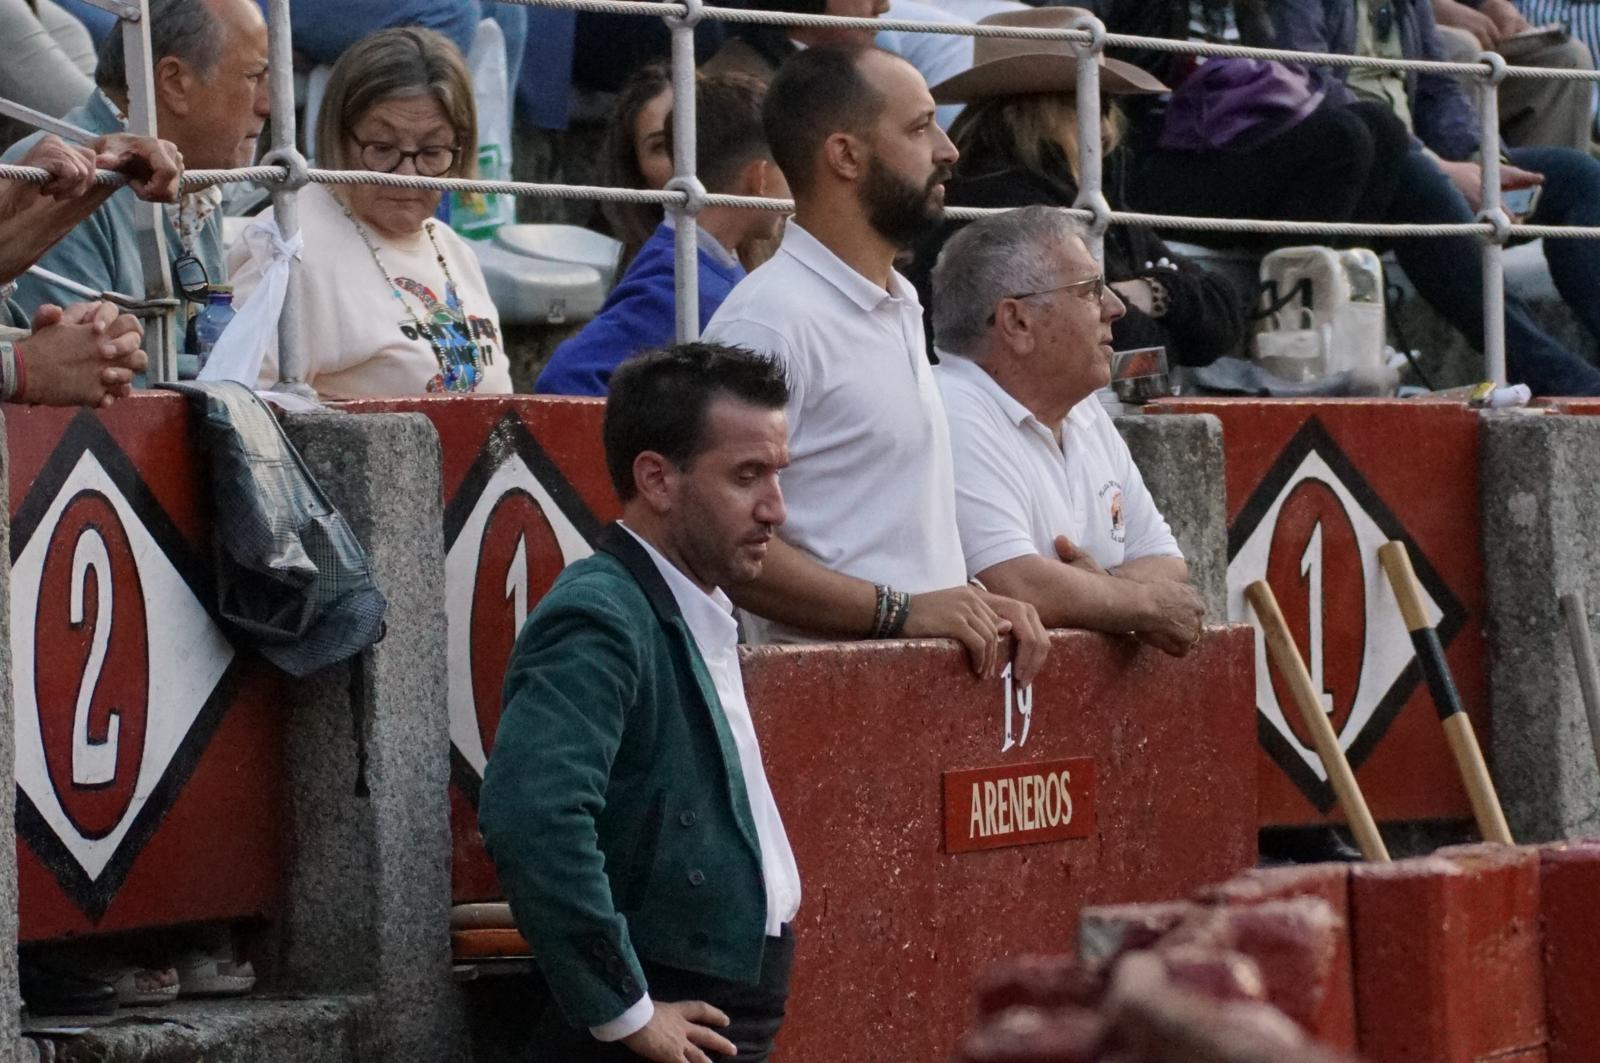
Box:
[175,953,256,997]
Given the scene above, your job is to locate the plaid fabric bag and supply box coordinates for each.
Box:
[162,381,388,677]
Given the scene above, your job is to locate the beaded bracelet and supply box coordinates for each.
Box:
[883,590,910,637]
[0,339,25,402]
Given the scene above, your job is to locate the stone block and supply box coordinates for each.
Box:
[1077,901,1200,966]
[1538,840,1600,1063]
[274,411,465,1063]
[1350,847,1544,1063]
[1115,413,1228,619]
[1480,412,1600,843]
[0,414,17,1056]
[1197,864,1356,1050]
[17,996,375,1063]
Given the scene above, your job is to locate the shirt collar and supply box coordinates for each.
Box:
[777,218,920,314]
[619,523,739,653]
[936,350,1039,429]
[659,214,742,271]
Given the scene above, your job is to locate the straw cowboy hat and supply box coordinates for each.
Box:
[929,8,1168,104]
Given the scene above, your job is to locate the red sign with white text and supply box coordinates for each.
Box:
[942,757,1096,854]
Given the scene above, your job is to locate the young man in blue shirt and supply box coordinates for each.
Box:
[536,72,787,397]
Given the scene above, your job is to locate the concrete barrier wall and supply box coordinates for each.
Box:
[1481,412,1600,843]
[973,839,1599,1063]
[1117,412,1228,618]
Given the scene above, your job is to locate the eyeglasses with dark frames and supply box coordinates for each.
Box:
[350,138,461,177]
[986,274,1106,325]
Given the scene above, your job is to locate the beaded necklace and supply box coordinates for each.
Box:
[340,201,486,393]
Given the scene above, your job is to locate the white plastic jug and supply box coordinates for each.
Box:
[1253,246,1385,383]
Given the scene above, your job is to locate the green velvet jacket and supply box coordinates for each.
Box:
[478,523,769,1029]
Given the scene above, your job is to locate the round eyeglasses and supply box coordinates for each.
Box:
[351,138,461,177]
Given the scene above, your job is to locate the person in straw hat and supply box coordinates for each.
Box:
[905,7,1245,369]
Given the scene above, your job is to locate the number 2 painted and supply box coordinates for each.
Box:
[69,528,119,787]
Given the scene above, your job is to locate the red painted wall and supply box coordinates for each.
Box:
[1151,399,1488,829]
[7,396,283,940]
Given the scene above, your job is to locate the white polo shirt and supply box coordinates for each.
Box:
[597,526,802,1042]
[935,352,1181,576]
[704,219,967,642]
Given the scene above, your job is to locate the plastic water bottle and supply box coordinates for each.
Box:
[194,286,236,368]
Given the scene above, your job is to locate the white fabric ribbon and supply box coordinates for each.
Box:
[198,217,303,385]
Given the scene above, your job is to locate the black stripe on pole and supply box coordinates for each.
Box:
[1409,627,1464,721]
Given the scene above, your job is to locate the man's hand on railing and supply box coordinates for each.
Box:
[13,301,147,408]
[90,133,183,204]
[0,133,183,285]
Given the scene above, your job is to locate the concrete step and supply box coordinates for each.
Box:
[20,995,376,1063]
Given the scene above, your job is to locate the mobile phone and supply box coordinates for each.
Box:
[1503,185,1541,218]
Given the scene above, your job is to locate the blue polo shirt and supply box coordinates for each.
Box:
[536,221,745,397]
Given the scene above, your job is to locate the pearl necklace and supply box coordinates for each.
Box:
[340,202,487,393]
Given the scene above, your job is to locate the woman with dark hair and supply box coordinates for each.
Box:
[907,8,1245,368]
[600,61,673,272]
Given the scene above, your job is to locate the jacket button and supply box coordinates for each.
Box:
[687,869,706,887]
[620,976,640,996]
[679,811,697,827]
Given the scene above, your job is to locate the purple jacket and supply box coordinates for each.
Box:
[1269,0,1482,160]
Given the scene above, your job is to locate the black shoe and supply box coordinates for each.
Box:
[19,961,117,1017]
[1257,825,1364,866]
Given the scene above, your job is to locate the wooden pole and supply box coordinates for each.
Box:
[1246,580,1390,861]
[1378,541,1514,845]
[1558,591,1600,783]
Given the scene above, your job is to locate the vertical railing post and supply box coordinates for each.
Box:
[265,0,315,399]
[1070,14,1110,266]
[1476,53,1510,387]
[120,0,179,381]
[664,0,705,343]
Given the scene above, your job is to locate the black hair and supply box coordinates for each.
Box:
[663,71,771,194]
[604,343,790,501]
[762,43,888,197]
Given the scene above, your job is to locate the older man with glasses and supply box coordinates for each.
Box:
[4,0,271,350]
[931,205,1206,657]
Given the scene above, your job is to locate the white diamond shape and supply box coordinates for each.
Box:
[11,450,234,882]
[1228,448,1442,783]
[445,451,592,779]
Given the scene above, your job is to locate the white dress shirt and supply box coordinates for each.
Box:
[704,219,968,642]
[594,525,803,1042]
[935,352,1181,576]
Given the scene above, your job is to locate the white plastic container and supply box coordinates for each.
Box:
[1253,246,1385,383]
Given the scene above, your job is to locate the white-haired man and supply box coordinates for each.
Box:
[931,205,1205,656]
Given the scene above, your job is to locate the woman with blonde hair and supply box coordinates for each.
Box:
[906,8,1245,368]
[230,26,512,397]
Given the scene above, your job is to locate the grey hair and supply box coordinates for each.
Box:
[96,0,225,95]
[930,205,1085,357]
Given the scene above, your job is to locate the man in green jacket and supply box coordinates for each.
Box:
[480,342,800,1063]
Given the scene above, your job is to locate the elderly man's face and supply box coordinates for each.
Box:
[176,0,269,169]
[1028,237,1126,397]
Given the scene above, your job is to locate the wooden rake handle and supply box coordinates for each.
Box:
[1246,580,1390,862]
[1377,541,1514,845]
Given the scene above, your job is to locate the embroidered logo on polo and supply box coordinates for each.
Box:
[10,413,236,918]
[1226,419,1465,810]
[443,411,602,803]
